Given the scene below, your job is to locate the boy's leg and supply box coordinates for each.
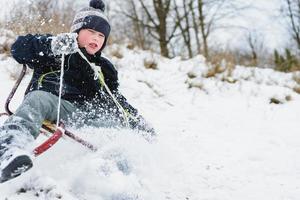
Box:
[71,98,124,129]
[3,90,77,138]
[0,90,76,182]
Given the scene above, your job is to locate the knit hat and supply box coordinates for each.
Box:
[70,0,111,51]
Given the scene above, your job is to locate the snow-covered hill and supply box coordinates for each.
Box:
[0,45,300,200]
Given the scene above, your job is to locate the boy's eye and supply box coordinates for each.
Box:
[87,29,104,38]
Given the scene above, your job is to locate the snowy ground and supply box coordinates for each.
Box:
[0,46,300,200]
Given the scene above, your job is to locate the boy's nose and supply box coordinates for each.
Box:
[92,37,98,42]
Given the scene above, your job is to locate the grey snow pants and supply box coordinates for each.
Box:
[4,90,77,138]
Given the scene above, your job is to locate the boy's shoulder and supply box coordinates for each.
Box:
[96,54,117,71]
[98,54,112,64]
[95,54,118,82]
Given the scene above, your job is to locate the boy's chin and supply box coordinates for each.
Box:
[86,51,96,55]
[85,48,99,55]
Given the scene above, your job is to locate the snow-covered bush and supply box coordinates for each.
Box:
[0,29,16,55]
[292,72,300,94]
[143,55,158,70]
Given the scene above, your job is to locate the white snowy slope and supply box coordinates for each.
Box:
[0,45,300,200]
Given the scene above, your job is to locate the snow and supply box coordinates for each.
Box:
[0,44,300,199]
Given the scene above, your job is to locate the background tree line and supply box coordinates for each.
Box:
[0,0,299,72]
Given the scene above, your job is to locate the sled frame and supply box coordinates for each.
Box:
[0,64,97,156]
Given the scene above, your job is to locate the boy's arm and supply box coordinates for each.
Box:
[113,91,156,135]
[96,56,156,135]
[11,34,56,65]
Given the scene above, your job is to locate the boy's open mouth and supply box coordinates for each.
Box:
[88,43,98,49]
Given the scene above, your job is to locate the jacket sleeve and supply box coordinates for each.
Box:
[96,55,156,135]
[113,91,156,136]
[10,34,56,66]
[113,91,138,116]
[98,57,137,115]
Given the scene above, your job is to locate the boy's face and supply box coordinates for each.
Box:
[77,29,105,55]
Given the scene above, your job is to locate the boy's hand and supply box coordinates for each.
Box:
[51,33,79,56]
[130,115,156,137]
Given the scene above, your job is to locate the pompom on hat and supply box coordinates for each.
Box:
[71,0,111,51]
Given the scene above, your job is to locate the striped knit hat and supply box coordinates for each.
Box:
[70,0,111,51]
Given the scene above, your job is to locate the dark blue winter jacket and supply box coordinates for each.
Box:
[10,34,145,129]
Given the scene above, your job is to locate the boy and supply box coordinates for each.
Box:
[0,0,154,183]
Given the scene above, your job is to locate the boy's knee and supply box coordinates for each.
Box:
[24,91,57,110]
[25,90,51,100]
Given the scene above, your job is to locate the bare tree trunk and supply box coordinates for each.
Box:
[129,0,146,49]
[189,1,201,54]
[135,0,178,57]
[174,0,193,58]
[247,32,258,65]
[198,0,209,59]
[183,1,193,58]
[153,0,170,57]
[286,0,300,50]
